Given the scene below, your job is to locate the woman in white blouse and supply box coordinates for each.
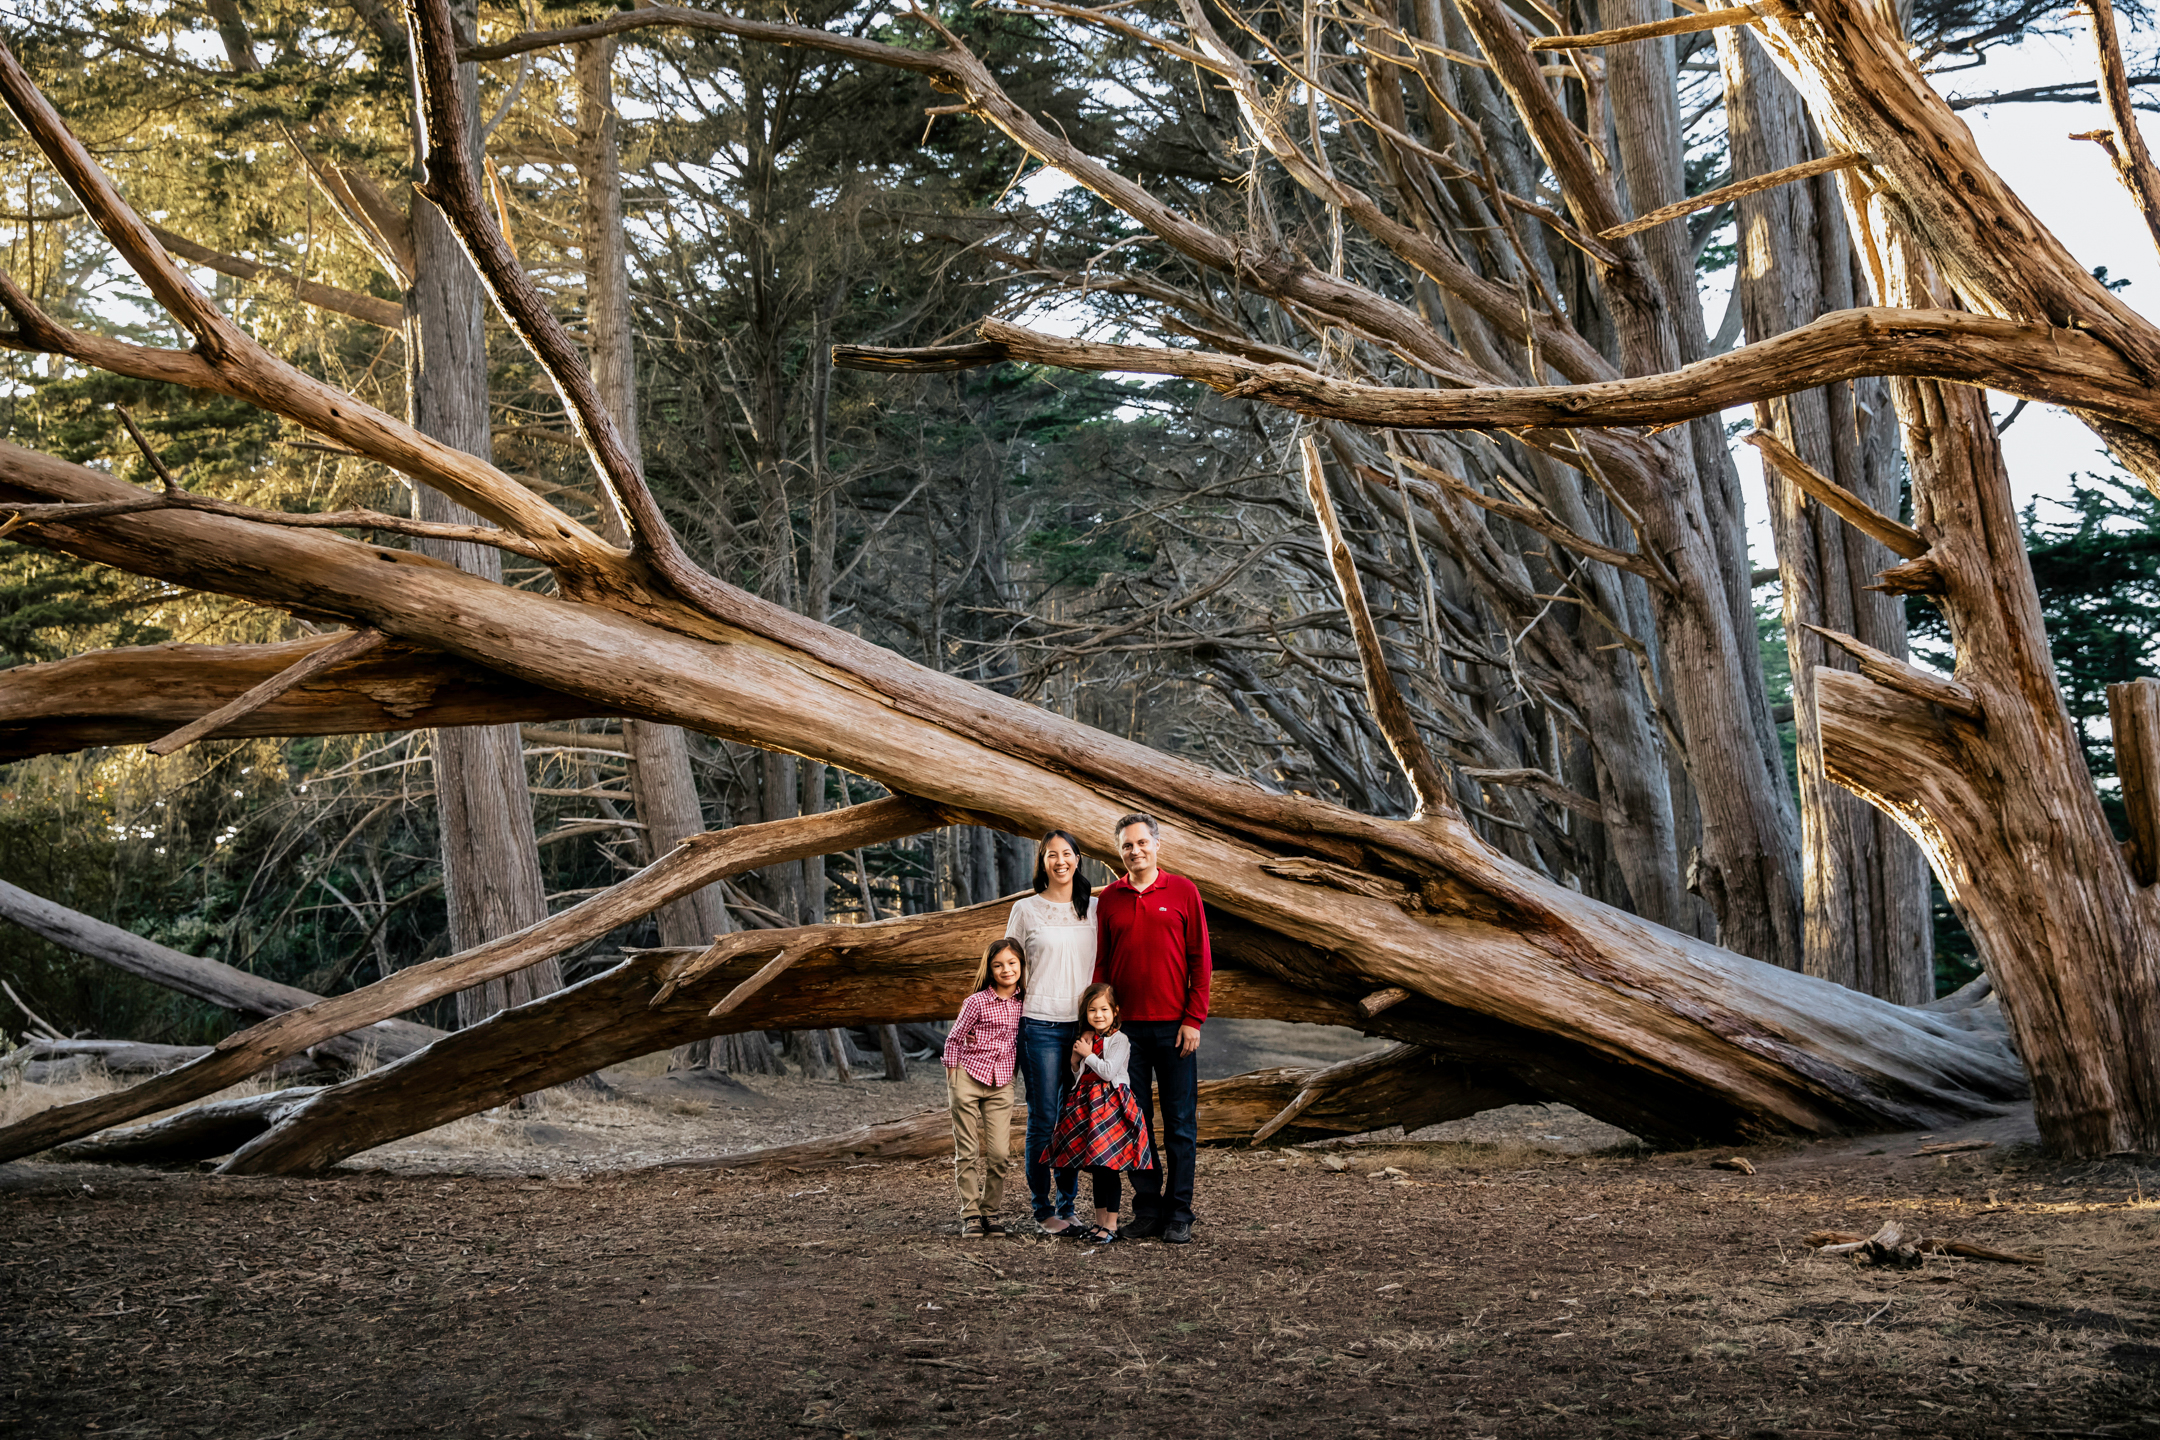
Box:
[1004,830,1098,1237]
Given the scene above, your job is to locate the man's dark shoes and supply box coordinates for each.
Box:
[1125,1212,1166,1240]
[1162,1218,1193,1245]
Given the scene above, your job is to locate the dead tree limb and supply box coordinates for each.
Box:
[222,907,1541,1173]
[49,1088,324,1165]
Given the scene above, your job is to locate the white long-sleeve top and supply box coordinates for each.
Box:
[1074,1029,1131,1090]
[1005,891,1097,1024]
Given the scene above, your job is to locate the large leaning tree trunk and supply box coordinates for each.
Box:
[0,0,2153,1157]
[1720,30,1932,1003]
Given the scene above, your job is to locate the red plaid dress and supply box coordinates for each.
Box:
[1042,1030,1152,1171]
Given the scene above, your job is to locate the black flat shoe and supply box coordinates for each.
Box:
[1125,1213,1166,1240]
[1162,1219,1193,1245]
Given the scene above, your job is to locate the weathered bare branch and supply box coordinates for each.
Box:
[848,313,2160,443]
[1745,430,1929,559]
[1301,438,1455,818]
[0,637,599,761]
[147,223,405,329]
[0,39,616,567]
[1600,153,1864,242]
[2075,0,2160,261]
[1528,5,1764,49]
[1806,624,1981,719]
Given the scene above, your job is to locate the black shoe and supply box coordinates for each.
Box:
[1162,1219,1193,1245]
[1125,1213,1166,1240]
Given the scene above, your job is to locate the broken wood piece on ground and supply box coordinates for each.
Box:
[1915,1139,1996,1156]
[1805,1222,2042,1266]
[1711,1155,1757,1174]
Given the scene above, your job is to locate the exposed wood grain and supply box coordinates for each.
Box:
[1299,437,1454,818]
[0,879,443,1066]
[1528,4,1762,49]
[2108,679,2160,885]
[0,637,600,761]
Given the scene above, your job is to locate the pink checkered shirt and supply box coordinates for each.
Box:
[942,989,1023,1088]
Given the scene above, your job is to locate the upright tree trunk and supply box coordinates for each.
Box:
[573,38,770,1073]
[1720,31,1932,1003]
[407,1,556,1027]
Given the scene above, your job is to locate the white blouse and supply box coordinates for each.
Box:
[1005,891,1097,1024]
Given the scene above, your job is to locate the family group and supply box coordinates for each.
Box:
[939,812,1211,1245]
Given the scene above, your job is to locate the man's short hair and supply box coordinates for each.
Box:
[1114,812,1161,840]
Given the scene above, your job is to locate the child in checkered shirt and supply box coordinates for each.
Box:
[942,937,1027,1237]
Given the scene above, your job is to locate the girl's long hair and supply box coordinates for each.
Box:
[1077,980,1121,1038]
[972,936,1028,998]
[1031,829,1093,917]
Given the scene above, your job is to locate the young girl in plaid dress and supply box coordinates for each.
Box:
[1041,981,1152,1243]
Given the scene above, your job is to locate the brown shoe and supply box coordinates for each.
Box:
[979,1218,1008,1237]
[960,1217,986,1237]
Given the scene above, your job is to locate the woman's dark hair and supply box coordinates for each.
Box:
[1077,981,1121,1036]
[973,936,1028,997]
[1031,829,1093,918]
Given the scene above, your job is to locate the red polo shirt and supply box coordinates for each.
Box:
[1092,870,1212,1029]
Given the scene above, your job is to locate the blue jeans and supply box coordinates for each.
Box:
[1126,1019,1198,1225]
[1017,1017,1080,1221]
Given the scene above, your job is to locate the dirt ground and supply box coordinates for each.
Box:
[2,1027,2157,1438]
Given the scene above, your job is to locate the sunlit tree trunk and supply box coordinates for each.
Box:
[1721,30,1932,1003]
[407,0,556,1026]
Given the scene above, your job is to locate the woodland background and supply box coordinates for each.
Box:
[2,0,2157,1068]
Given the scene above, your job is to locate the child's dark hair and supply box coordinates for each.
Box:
[1031,829,1093,918]
[973,936,1027,997]
[1077,980,1120,1035]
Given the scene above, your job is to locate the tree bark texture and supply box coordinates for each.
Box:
[4,9,2125,1151]
[1720,30,1933,1004]
[1813,226,2160,1153]
[0,439,2030,1159]
[406,2,557,1026]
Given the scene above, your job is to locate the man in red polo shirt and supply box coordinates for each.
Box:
[1092,811,1210,1244]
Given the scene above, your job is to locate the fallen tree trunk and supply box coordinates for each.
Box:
[0,798,944,1163]
[648,1045,1532,1171]
[19,1038,319,1077]
[0,879,443,1066]
[47,1087,323,1165]
[0,635,599,761]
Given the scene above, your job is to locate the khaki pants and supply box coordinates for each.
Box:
[947,1066,1013,1219]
